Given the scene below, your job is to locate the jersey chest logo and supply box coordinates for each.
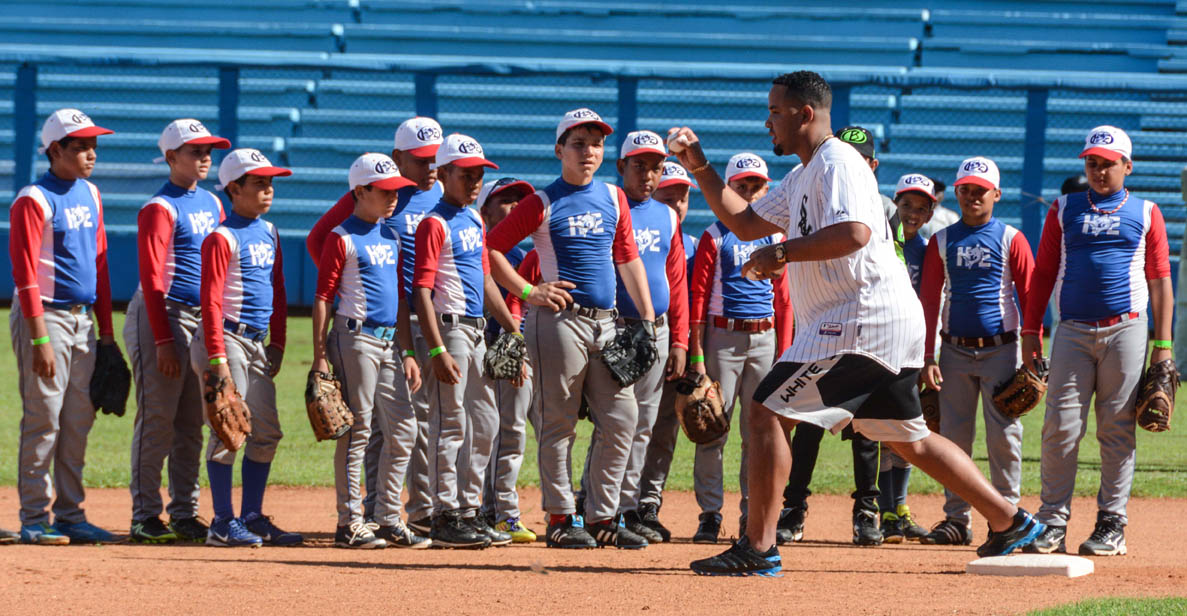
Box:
[797,194,813,237]
[567,212,605,237]
[955,244,992,269]
[634,228,661,253]
[364,243,396,266]
[731,243,758,267]
[188,211,216,236]
[458,226,483,252]
[1081,213,1121,237]
[404,212,425,235]
[247,241,275,267]
[64,204,94,230]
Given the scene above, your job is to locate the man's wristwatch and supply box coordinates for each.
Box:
[773,242,787,263]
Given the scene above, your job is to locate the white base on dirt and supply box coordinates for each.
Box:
[966,554,1094,578]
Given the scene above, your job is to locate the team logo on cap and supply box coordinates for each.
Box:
[70,112,91,124]
[633,133,661,146]
[903,175,930,186]
[963,160,990,173]
[1089,131,1114,145]
[663,162,687,177]
[417,126,442,142]
[839,128,868,144]
[188,122,207,133]
[572,109,599,119]
[736,157,763,169]
[457,140,481,154]
[249,151,266,163]
[374,159,396,174]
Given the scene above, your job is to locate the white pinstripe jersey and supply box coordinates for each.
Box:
[750,137,924,372]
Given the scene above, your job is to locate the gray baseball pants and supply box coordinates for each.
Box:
[695,325,776,517]
[188,329,282,465]
[10,303,97,526]
[377,319,432,522]
[638,379,680,510]
[125,290,204,523]
[1038,316,1145,527]
[482,359,536,522]
[530,308,638,521]
[427,319,498,515]
[580,320,670,514]
[936,339,1024,525]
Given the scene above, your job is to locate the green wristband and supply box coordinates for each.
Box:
[690,355,705,364]
[403,349,416,358]
[209,357,228,365]
[429,346,446,358]
[1153,339,1173,349]
[30,335,50,346]
[521,283,534,301]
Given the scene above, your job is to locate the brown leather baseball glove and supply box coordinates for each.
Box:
[992,358,1049,420]
[1137,359,1179,433]
[203,370,252,451]
[305,370,354,441]
[674,371,728,444]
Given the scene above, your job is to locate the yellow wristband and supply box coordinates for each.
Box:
[30,335,50,346]
[209,357,227,365]
[429,346,446,358]
[521,283,533,301]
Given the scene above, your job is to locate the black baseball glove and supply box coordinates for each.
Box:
[484,332,527,381]
[600,319,657,387]
[90,342,131,416]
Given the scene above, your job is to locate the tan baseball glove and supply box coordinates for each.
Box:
[1137,359,1179,433]
[305,370,354,441]
[203,369,252,451]
[992,358,1049,420]
[674,371,728,444]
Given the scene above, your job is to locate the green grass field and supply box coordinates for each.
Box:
[1028,597,1187,615]
[2,309,1186,496]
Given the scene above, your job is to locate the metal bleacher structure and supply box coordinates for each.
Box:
[3,0,1187,306]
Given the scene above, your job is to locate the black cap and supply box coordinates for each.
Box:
[835,126,875,159]
[1061,174,1089,195]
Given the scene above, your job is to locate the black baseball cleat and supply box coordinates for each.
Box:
[1078,512,1127,556]
[920,518,973,546]
[467,514,512,547]
[130,517,177,544]
[852,509,883,546]
[169,516,210,543]
[693,512,722,544]
[375,520,432,549]
[690,536,782,577]
[407,516,433,536]
[637,503,671,543]
[430,511,490,549]
[589,515,648,550]
[334,521,387,549]
[1023,525,1067,554]
[623,510,663,544]
[546,514,597,549]
[976,508,1045,557]
[880,512,905,544]
[776,506,806,545]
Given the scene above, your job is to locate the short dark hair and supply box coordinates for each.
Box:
[222,175,249,202]
[45,136,77,163]
[772,71,832,110]
[1061,174,1089,195]
[557,124,606,146]
[929,177,946,195]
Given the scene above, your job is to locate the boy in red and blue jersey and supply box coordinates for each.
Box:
[486,108,657,549]
[9,108,117,545]
[126,119,230,544]
[919,158,1035,546]
[1022,126,1173,556]
[192,149,299,548]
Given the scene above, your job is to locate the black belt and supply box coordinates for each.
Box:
[344,317,397,341]
[224,319,267,343]
[941,330,1017,349]
[440,313,487,329]
[44,302,90,314]
[566,303,618,320]
[618,314,665,328]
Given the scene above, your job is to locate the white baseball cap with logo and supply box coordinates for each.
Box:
[619,130,667,159]
[725,152,770,183]
[394,116,444,157]
[39,108,114,154]
[215,148,292,190]
[1080,125,1132,162]
[894,173,937,201]
[349,153,415,191]
[953,156,1001,191]
[154,118,231,163]
[434,133,499,170]
[658,161,696,189]
[556,108,614,142]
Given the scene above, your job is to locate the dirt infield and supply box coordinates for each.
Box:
[0,487,1183,615]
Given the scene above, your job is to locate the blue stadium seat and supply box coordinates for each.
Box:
[0,17,342,53]
[2,0,353,23]
[929,10,1182,45]
[888,125,1187,161]
[922,38,1173,72]
[0,101,299,140]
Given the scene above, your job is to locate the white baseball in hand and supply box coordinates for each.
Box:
[666,128,691,153]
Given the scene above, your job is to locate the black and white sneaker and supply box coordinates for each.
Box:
[693,512,722,544]
[776,506,806,545]
[375,520,431,549]
[690,536,782,577]
[1023,525,1067,554]
[467,514,512,547]
[589,515,648,550]
[407,516,433,536]
[1078,512,1126,556]
[920,518,973,546]
[852,509,883,546]
[430,511,490,549]
[335,521,387,549]
[623,510,663,544]
[637,503,671,543]
[976,508,1045,557]
[546,514,597,549]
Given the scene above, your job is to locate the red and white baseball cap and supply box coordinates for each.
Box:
[394,116,444,157]
[38,108,113,154]
[556,108,613,142]
[154,118,231,163]
[658,161,696,189]
[477,177,534,208]
[725,152,770,183]
[349,153,415,191]
[954,156,1000,191]
[619,130,667,159]
[894,173,937,201]
[215,148,292,190]
[434,133,498,170]
[1080,125,1132,162]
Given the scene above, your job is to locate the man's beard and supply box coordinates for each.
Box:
[773,144,784,156]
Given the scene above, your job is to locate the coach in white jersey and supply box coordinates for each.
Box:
[668,71,1045,577]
